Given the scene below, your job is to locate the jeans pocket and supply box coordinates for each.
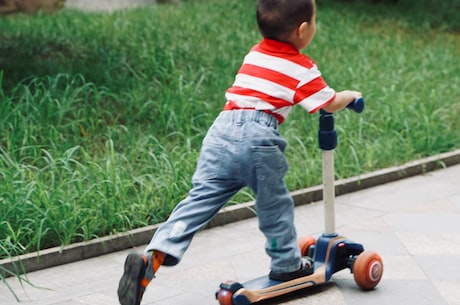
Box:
[252,145,288,182]
[192,141,224,180]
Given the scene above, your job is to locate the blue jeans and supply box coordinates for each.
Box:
[146,110,301,273]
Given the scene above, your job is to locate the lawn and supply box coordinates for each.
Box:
[0,0,459,266]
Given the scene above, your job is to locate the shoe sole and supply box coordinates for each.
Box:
[118,253,146,305]
[269,258,314,282]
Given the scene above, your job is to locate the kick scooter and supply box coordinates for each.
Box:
[216,98,383,305]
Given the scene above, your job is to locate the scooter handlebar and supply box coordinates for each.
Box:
[346,97,365,113]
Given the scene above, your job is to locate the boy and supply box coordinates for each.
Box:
[118,0,362,304]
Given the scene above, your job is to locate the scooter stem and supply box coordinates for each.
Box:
[322,149,336,234]
[318,97,364,234]
[318,110,337,234]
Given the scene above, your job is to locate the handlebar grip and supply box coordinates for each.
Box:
[347,97,365,113]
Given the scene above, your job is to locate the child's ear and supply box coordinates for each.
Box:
[297,21,309,38]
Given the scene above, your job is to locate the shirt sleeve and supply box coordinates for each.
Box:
[293,69,336,113]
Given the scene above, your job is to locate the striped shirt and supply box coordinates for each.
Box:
[224,38,336,124]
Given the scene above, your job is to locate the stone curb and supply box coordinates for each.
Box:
[2,149,460,276]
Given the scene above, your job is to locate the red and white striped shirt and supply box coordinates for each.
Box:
[224,38,336,124]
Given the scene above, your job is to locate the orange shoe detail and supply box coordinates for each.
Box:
[140,277,150,288]
[152,251,165,273]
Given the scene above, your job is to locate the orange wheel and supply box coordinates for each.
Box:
[217,289,234,305]
[298,236,316,257]
[353,250,383,290]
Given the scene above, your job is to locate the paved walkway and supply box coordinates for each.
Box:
[1,164,460,305]
[64,0,155,12]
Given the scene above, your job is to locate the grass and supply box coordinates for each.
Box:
[0,0,459,268]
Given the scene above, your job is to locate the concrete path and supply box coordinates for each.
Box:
[64,0,156,12]
[1,164,459,305]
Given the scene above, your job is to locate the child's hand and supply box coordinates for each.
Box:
[341,90,362,101]
[323,90,362,113]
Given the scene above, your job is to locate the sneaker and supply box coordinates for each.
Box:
[117,253,149,305]
[269,257,314,281]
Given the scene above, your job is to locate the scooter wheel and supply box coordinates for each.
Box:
[298,236,316,257]
[217,289,234,305]
[353,250,383,290]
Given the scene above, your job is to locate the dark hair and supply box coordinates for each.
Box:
[256,0,315,41]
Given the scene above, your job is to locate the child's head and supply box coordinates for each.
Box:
[256,0,316,49]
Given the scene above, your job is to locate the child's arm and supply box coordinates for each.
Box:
[322,90,362,113]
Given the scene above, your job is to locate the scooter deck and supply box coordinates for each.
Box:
[217,235,361,305]
[222,266,327,304]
